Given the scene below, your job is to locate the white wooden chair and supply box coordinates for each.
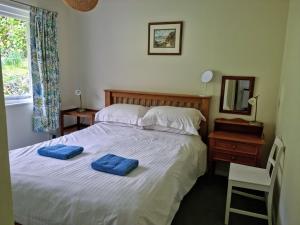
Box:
[225,137,285,225]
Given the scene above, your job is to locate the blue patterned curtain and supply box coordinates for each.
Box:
[30,7,60,132]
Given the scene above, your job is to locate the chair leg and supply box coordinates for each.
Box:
[267,192,273,225]
[225,181,232,225]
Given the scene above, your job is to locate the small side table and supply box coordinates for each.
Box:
[60,108,98,136]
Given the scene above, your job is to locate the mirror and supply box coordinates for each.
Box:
[219,76,255,115]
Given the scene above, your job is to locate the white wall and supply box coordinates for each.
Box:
[2,0,78,149]
[276,0,300,224]
[5,103,49,149]
[73,0,289,163]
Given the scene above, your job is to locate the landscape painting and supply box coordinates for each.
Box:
[153,29,176,48]
[148,21,183,55]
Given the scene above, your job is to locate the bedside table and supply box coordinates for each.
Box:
[60,108,98,136]
[208,118,265,173]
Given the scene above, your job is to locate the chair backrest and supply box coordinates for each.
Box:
[267,137,285,188]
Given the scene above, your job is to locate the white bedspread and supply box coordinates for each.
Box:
[10,123,207,225]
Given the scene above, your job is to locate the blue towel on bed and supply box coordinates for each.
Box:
[38,144,84,160]
[91,154,139,176]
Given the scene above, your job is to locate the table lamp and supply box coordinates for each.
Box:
[75,89,85,112]
[248,95,262,126]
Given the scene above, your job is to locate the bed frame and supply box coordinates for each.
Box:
[105,89,211,141]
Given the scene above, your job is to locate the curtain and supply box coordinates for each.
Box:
[30,7,60,132]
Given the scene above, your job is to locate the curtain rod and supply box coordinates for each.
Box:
[8,0,57,13]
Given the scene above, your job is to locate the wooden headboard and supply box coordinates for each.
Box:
[104,89,211,142]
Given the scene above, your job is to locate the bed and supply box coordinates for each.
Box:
[11,89,211,225]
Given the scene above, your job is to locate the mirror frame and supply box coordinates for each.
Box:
[219,76,255,115]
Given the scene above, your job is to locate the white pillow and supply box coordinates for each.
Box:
[139,106,205,135]
[95,104,148,126]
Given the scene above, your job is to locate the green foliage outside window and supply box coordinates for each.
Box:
[0,16,30,97]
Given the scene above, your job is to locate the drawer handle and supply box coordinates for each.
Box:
[232,145,237,149]
[231,156,236,160]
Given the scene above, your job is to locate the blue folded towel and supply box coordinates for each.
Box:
[38,144,84,160]
[91,154,139,176]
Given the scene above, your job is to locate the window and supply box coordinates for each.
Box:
[0,4,31,105]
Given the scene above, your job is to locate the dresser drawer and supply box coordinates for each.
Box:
[213,151,256,166]
[212,139,258,155]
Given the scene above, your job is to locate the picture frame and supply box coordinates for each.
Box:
[148,21,183,55]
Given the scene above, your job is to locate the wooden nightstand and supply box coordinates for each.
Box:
[60,108,98,136]
[208,118,265,173]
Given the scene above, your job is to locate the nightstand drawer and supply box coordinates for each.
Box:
[213,151,256,166]
[213,139,258,155]
[214,139,236,150]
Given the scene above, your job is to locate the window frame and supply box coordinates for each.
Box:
[0,3,32,106]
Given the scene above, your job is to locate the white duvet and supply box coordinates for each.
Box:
[9,123,207,225]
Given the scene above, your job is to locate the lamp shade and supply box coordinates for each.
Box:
[248,97,257,106]
[63,0,99,12]
[201,70,214,83]
[74,90,81,96]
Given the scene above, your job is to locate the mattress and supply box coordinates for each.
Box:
[9,122,207,225]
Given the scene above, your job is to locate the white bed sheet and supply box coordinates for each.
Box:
[10,123,207,225]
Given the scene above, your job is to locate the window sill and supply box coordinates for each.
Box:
[5,98,33,106]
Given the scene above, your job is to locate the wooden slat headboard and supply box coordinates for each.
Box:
[105,89,211,142]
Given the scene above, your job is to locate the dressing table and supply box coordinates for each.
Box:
[208,76,265,172]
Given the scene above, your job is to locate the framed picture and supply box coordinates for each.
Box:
[148,21,183,55]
